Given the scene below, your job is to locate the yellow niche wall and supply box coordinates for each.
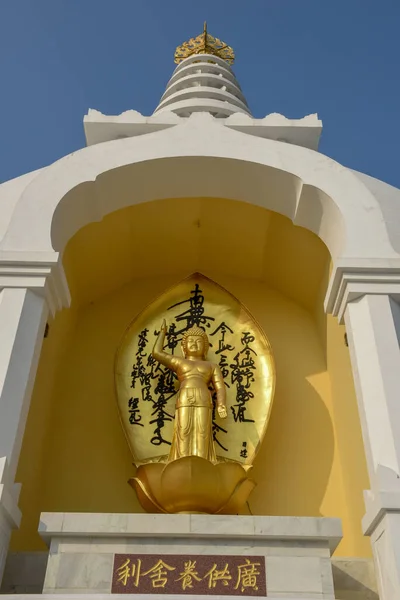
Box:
[11,199,370,558]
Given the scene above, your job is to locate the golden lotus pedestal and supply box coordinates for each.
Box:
[129,456,255,515]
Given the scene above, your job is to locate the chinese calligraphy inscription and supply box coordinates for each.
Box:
[112,554,267,596]
[115,273,275,467]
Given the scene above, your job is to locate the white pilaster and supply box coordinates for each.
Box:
[0,288,48,482]
[0,288,48,583]
[0,253,69,587]
[345,294,400,600]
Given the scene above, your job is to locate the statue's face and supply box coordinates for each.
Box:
[185,335,205,358]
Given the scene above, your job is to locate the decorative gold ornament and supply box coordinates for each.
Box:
[174,22,235,65]
[115,273,275,514]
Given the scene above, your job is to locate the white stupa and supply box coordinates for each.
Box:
[0,22,400,600]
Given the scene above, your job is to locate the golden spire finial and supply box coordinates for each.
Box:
[174,23,235,65]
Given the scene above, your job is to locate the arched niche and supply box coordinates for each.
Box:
[2,122,397,269]
[12,196,370,561]
[4,124,378,559]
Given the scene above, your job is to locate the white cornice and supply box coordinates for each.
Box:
[83,109,322,150]
[325,258,400,321]
[0,252,71,315]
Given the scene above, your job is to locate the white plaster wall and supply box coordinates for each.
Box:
[351,169,400,255]
[0,169,44,245]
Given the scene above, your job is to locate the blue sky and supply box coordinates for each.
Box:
[1,0,399,187]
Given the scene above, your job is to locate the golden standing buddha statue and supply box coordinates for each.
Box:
[152,320,227,463]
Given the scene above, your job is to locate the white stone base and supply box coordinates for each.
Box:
[38,513,342,599]
[0,556,378,598]
[0,458,22,584]
[1,551,48,593]
[0,595,333,600]
[0,510,12,584]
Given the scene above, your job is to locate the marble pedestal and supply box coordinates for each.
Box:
[38,513,342,599]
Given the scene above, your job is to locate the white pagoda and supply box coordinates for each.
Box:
[0,24,399,600]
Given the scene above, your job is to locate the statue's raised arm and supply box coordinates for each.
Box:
[152,319,179,370]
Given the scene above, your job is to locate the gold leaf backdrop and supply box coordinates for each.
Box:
[115,274,275,466]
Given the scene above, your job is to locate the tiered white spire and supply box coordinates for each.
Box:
[85,23,320,150]
[153,24,252,119]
